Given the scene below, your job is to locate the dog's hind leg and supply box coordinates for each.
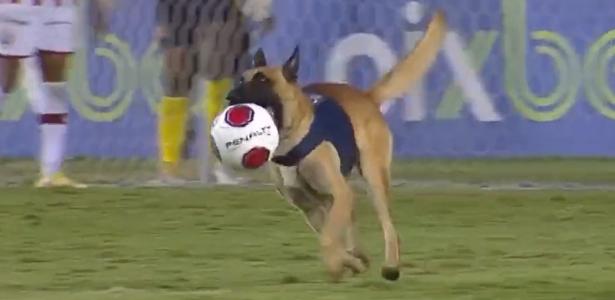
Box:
[359,141,401,281]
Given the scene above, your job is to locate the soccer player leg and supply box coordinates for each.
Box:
[201,28,251,184]
[206,77,243,184]
[205,78,232,128]
[201,24,250,127]
[35,6,85,188]
[158,46,192,180]
[0,56,21,109]
[155,1,192,181]
[0,4,36,107]
[0,56,20,110]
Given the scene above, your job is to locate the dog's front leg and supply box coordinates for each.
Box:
[269,164,331,233]
[322,178,355,281]
[299,147,365,282]
[286,187,330,232]
[346,210,370,268]
[284,185,370,272]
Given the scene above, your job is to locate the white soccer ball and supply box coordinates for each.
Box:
[210,103,279,170]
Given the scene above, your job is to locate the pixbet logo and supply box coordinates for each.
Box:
[326,1,501,122]
[325,0,615,122]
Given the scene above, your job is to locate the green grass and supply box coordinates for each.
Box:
[1,157,615,186]
[1,186,614,299]
[390,157,615,184]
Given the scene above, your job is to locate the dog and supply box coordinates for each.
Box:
[226,11,447,282]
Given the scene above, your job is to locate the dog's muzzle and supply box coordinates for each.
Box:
[226,88,245,106]
[226,85,284,128]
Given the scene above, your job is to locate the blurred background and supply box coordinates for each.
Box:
[1,0,614,185]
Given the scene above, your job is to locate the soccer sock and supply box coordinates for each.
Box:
[39,82,69,178]
[204,79,235,177]
[204,78,232,126]
[158,96,189,174]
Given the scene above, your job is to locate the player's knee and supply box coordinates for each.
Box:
[41,63,68,82]
[42,74,66,83]
[162,74,192,98]
[39,52,70,82]
[0,57,22,92]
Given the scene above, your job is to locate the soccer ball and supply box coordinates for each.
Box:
[210,103,279,170]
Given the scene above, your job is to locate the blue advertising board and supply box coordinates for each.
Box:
[1,0,614,158]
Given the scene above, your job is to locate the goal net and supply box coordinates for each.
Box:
[1,0,614,186]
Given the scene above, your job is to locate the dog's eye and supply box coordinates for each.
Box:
[253,72,269,84]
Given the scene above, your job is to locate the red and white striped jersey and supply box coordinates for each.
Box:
[0,0,77,6]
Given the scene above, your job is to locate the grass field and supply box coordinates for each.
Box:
[1,159,615,299]
[2,157,615,186]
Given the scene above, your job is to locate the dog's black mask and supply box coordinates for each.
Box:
[227,72,284,128]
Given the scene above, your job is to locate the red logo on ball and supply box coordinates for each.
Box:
[242,147,270,169]
[225,105,254,127]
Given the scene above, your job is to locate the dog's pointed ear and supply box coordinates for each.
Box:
[282,46,300,82]
[253,48,267,67]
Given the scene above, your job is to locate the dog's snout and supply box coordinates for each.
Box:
[227,86,248,105]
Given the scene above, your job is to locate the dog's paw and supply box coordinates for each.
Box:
[323,259,346,283]
[343,253,368,276]
[381,266,401,281]
[348,248,371,268]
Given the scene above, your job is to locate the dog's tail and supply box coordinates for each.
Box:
[367,11,447,104]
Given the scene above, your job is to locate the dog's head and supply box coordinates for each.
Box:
[227,47,310,130]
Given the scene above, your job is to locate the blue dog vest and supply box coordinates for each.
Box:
[272,95,358,176]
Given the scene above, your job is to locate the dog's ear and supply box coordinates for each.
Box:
[253,48,267,67]
[282,46,300,82]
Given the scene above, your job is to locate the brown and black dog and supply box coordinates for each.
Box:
[226,11,447,282]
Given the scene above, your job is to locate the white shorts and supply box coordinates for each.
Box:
[0,4,77,57]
